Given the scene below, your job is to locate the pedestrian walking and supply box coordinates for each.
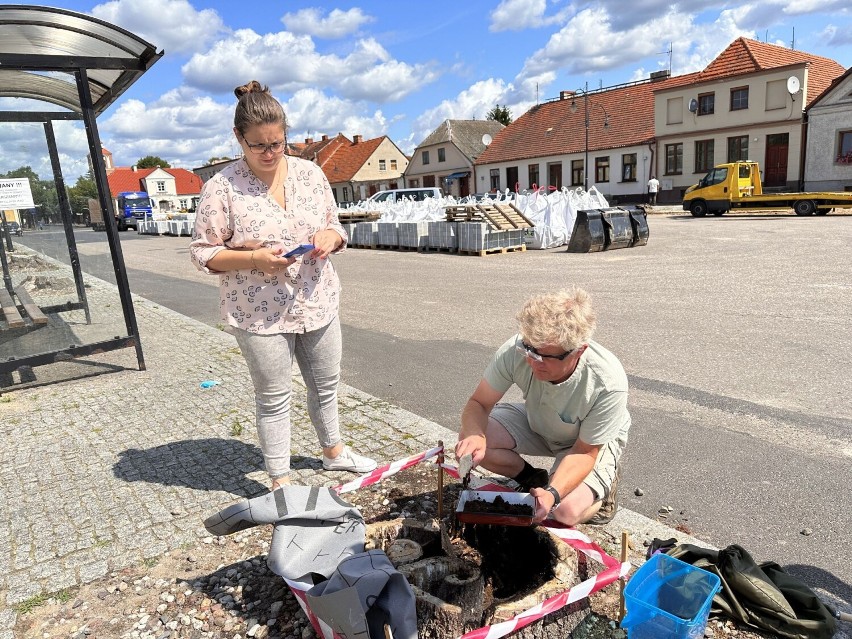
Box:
[190,80,376,491]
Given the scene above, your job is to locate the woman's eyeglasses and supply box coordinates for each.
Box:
[516,340,578,362]
[242,136,286,155]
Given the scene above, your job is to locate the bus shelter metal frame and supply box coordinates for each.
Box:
[0,5,163,375]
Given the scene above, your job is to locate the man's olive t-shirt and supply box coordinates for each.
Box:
[484,335,630,449]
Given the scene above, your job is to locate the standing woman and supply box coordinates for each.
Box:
[190,80,376,490]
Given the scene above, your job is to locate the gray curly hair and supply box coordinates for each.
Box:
[516,287,597,350]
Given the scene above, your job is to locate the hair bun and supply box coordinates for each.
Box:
[234,80,269,100]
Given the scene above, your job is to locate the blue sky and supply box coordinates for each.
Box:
[2,0,851,183]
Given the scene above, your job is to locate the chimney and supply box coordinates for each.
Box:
[650,70,671,82]
[559,91,575,100]
[321,134,328,141]
[353,135,363,144]
[132,165,137,172]
[305,137,314,144]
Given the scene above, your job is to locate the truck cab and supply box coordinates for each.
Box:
[683,161,763,217]
[116,191,153,230]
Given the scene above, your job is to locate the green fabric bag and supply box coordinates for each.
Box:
[667,543,837,639]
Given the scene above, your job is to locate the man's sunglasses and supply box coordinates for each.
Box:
[516,340,578,362]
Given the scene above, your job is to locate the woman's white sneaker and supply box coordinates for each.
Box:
[322,446,377,473]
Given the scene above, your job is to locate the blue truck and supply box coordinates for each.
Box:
[116,191,153,230]
[89,191,153,231]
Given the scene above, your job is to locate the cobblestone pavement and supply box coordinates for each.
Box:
[0,272,451,638]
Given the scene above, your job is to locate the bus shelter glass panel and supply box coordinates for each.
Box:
[0,122,129,368]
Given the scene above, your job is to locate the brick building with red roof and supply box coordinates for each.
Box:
[295,133,408,204]
[475,37,846,204]
[106,165,203,214]
[98,147,203,215]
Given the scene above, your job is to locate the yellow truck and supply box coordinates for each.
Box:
[682,161,852,217]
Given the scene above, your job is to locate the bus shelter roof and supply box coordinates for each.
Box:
[0,4,162,116]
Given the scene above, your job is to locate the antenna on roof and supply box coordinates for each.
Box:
[791,26,795,50]
[657,42,673,74]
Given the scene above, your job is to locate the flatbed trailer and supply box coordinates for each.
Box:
[682,161,852,216]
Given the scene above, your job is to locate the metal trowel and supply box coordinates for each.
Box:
[459,453,473,489]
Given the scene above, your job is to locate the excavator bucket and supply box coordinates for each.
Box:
[566,206,650,253]
[565,209,606,252]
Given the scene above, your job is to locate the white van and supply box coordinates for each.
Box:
[367,187,444,203]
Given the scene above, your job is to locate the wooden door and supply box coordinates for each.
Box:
[548,163,562,190]
[764,133,789,188]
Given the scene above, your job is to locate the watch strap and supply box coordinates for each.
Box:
[544,485,561,507]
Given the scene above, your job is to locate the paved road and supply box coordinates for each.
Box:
[16,214,852,601]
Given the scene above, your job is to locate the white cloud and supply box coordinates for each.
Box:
[182,32,438,104]
[281,7,374,39]
[98,89,237,170]
[402,78,523,154]
[781,0,851,14]
[91,0,227,55]
[489,0,574,32]
[490,0,548,32]
[520,7,666,77]
[0,99,95,182]
[283,89,388,142]
[821,24,852,46]
[515,6,757,84]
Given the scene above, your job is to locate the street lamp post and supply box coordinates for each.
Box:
[571,82,610,191]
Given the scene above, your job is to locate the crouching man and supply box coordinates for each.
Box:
[455,288,630,525]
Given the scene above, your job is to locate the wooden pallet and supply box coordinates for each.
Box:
[421,245,458,253]
[443,203,534,230]
[458,244,527,257]
[338,211,381,223]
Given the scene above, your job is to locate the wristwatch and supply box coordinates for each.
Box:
[544,485,561,510]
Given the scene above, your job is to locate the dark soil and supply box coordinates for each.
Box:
[461,494,535,516]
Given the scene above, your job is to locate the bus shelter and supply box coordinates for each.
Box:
[0,5,162,385]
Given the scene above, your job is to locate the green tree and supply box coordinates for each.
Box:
[67,174,98,220]
[486,104,512,126]
[207,156,231,165]
[135,155,171,169]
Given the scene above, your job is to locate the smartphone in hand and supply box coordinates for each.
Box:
[284,244,315,258]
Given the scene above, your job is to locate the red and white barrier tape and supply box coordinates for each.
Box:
[289,446,631,639]
[333,444,444,494]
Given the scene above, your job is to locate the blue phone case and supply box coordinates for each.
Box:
[284,244,314,258]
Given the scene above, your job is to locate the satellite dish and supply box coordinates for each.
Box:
[787,75,801,95]
[688,98,698,113]
[481,134,492,146]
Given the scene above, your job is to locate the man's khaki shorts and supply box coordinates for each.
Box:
[491,402,623,501]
